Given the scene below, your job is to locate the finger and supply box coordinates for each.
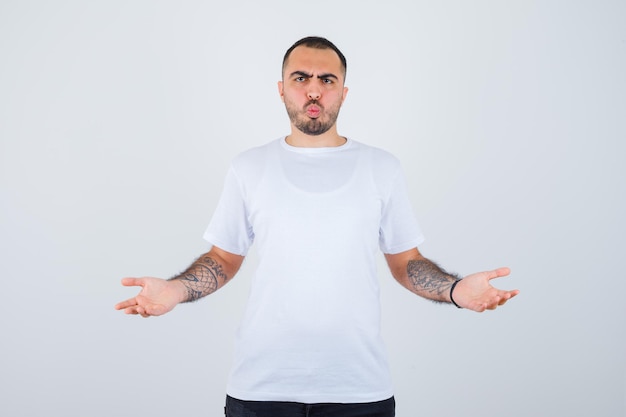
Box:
[122,305,150,317]
[472,302,487,313]
[503,289,520,303]
[486,267,511,280]
[136,306,153,318]
[120,277,145,287]
[123,306,139,315]
[498,294,509,306]
[484,293,501,310]
[114,298,138,310]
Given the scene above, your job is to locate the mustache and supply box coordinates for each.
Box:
[305,100,323,109]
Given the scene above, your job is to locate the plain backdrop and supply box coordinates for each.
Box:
[1,1,624,416]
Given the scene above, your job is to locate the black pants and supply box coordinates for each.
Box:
[224,395,395,417]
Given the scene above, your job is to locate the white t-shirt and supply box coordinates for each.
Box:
[204,137,424,403]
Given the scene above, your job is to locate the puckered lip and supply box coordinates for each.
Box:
[306,104,321,118]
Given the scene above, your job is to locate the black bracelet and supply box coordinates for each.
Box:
[450,279,462,309]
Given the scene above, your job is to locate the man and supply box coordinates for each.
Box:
[115,36,519,417]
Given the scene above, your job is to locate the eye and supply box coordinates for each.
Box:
[322,78,333,84]
[295,76,306,82]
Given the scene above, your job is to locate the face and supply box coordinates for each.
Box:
[279,46,348,136]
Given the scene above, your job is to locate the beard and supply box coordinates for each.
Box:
[285,99,341,136]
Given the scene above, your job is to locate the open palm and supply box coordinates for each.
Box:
[114,277,184,318]
[454,267,519,312]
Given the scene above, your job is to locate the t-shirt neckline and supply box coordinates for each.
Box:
[280,136,353,153]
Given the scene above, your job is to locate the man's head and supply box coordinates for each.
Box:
[279,37,349,139]
[282,36,347,81]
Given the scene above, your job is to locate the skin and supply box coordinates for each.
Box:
[115,246,243,317]
[115,45,519,317]
[278,46,348,148]
[385,248,519,312]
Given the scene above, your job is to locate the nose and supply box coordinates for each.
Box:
[307,85,321,101]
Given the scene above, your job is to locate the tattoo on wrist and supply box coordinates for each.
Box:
[407,259,461,303]
[170,255,227,302]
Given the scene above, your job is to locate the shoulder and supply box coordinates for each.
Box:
[351,139,402,174]
[232,138,278,165]
[228,138,280,177]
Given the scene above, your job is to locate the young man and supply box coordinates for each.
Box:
[115,36,519,417]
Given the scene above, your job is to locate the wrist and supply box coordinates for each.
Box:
[169,278,191,304]
[449,279,462,308]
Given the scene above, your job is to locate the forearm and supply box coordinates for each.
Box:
[405,258,461,303]
[168,250,233,303]
[386,249,518,311]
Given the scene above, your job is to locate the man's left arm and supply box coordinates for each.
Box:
[385,248,519,312]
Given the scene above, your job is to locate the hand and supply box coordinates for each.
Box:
[114,277,185,318]
[454,267,519,312]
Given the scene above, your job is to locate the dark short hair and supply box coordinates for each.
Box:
[282,36,347,79]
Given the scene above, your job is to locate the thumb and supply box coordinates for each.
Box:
[120,277,145,287]
[486,267,511,280]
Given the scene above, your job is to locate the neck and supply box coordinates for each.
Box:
[286,127,346,148]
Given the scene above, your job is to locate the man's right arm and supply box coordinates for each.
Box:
[115,246,244,317]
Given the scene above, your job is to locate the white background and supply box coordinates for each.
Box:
[1,1,624,416]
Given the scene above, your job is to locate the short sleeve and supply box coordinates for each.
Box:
[203,166,254,255]
[378,168,425,254]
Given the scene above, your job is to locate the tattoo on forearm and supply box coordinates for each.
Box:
[407,259,461,303]
[170,255,228,302]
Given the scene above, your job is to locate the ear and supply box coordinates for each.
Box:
[277,81,284,102]
[342,86,349,103]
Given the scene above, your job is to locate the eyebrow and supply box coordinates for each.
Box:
[289,71,339,81]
